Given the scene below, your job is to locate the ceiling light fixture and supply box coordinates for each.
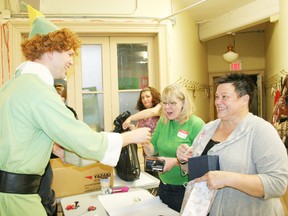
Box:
[223,32,238,63]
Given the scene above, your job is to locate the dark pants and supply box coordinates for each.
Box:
[38,162,57,216]
[157,181,186,213]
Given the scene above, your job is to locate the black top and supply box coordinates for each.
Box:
[201,139,220,156]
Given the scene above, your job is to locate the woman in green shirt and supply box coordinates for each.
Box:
[142,83,205,212]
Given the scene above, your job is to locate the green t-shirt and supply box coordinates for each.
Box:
[151,115,205,185]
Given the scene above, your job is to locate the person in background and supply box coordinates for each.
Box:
[176,73,288,216]
[123,87,161,178]
[51,79,78,160]
[142,83,205,212]
[122,101,161,131]
[0,5,151,216]
[123,86,161,133]
[54,79,78,120]
[38,163,57,216]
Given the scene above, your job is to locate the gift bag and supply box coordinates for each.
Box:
[180,180,217,216]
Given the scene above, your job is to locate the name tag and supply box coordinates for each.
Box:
[177,129,188,139]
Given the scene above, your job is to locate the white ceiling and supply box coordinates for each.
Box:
[5,0,278,41]
[179,0,278,41]
[181,0,256,23]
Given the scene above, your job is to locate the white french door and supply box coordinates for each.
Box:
[67,36,157,132]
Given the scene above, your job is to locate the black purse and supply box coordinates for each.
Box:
[113,111,140,181]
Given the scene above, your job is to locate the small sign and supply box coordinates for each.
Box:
[230,61,242,71]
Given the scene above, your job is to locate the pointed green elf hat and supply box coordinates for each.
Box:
[27,4,59,38]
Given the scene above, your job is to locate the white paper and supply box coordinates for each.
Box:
[109,196,178,216]
[181,181,216,216]
[98,188,178,216]
[97,188,153,213]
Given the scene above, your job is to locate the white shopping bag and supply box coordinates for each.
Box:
[180,180,217,216]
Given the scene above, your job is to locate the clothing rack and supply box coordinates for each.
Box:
[264,74,282,90]
[175,77,210,98]
[264,69,288,95]
[280,69,288,76]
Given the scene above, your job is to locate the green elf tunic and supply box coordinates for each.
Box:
[0,61,122,216]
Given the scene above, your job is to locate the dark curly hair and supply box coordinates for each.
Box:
[136,87,161,111]
[21,28,81,61]
[216,73,256,107]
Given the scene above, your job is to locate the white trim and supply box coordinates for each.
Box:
[100,132,123,166]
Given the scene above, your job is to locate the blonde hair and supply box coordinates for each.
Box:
[160,83,195,125]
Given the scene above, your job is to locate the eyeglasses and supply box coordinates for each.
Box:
[161,101,177,107]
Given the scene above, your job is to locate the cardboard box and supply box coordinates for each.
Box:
[50,158,114,198]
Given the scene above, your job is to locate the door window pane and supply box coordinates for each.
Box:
[117,43,149,115]
[82,45,103,91]
[119,92,139,115]
[117,44,148,90]
[82,93,104,131]
[81,44,104,131]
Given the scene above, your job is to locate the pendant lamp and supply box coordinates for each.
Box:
[223,44,239,63]
[222,33,239,63]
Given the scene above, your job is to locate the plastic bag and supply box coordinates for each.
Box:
[113,111,140,181]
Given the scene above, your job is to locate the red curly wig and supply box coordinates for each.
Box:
[21,28,81,61]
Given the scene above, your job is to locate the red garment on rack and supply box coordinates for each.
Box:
[274,90,281,105]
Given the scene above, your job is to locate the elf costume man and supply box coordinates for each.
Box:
[0,5,151,216]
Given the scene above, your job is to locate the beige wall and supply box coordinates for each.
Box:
[167,1,210,122]
[264,0,288,122]
[207,32,265,73]
[265,22,279,122]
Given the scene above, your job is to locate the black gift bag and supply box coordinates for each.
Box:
[113,111,140,181]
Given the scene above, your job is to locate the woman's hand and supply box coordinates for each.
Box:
[176,144,192,164]
[194,171,264,197]
[122,117,132,130]
[195,171,227,190]
[158,157,178,173]
[141,141,154,156]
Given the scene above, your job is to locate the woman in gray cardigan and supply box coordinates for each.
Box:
[177,73,288,216]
